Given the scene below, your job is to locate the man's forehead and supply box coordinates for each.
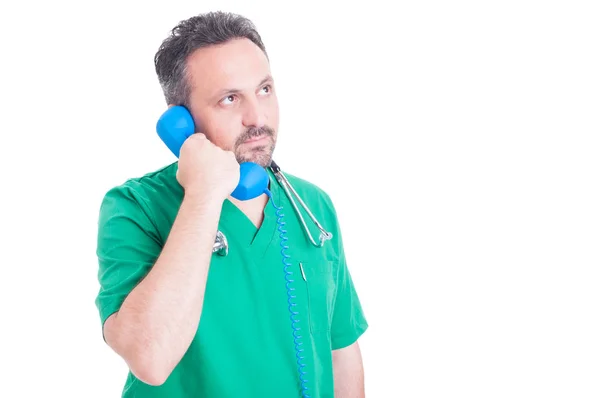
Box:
[186,38,271,97]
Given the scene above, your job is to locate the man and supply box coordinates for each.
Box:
[95,11,368,397]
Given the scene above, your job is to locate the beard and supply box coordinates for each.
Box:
[233,125,276,167]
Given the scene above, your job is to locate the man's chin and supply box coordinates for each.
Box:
[236,148,274,168]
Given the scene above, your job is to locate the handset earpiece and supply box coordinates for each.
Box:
[156,105,195,158]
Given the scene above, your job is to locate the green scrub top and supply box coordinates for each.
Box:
[95,162,368,398]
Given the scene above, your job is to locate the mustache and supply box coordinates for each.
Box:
[235,126,275,147]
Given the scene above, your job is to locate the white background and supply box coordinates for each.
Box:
[1,0,599,397]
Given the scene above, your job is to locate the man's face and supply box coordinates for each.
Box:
[181,38,279,167]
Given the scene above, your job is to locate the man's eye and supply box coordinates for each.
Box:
[222,95,235,104]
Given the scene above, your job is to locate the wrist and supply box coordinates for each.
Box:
[182,190,225,210]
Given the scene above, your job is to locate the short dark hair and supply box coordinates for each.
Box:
[154,11,268,106]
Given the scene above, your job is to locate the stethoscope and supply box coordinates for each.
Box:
[212,160,333,256]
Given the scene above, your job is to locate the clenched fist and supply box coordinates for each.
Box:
[176,133,240,202]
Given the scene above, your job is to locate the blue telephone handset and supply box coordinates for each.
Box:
[156,106,269,201]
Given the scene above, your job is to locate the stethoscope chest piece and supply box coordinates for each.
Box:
[213,230,228,256]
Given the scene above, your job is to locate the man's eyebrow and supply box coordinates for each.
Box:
[214,87,241,99]
[258,75,274,87]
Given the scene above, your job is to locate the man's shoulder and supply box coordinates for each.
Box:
[99,162,180,214]
[279,170,329,197]
[276,170,338,215]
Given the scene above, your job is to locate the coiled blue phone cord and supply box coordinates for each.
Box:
[265,189,311,398]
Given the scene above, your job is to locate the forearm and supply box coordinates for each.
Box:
[107,193,222,383]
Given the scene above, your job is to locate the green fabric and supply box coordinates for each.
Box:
[95,163,368,397]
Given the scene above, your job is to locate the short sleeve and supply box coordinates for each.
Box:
[327,203,368,350]
[330,252,369,350]
[95,185,162,333]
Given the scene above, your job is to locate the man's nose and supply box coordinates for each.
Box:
[242,98,266,128]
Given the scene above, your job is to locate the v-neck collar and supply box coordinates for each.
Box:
[218,167,282,257]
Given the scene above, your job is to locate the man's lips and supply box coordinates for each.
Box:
[243,135,268,143]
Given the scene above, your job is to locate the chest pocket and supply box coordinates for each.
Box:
[299,259,336,335]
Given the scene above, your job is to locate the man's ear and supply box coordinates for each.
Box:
[167,104,175,108]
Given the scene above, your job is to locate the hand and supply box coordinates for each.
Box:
[176,133,240,201]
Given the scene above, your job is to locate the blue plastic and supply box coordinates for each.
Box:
[156,106,195,158]
[265,190,311,397]
[156,106,268,201]
[231,162,270,200]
